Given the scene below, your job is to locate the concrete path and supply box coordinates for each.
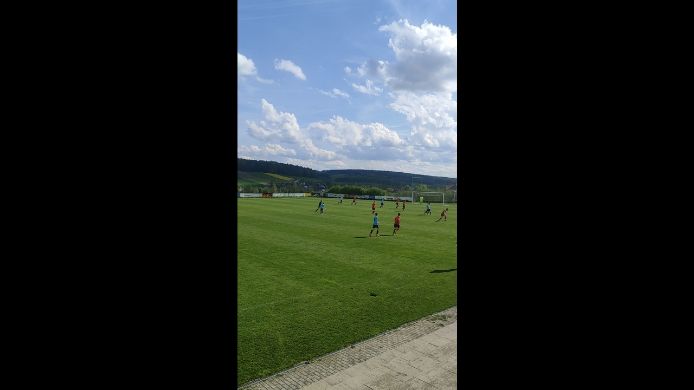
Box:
[239,307,457,390]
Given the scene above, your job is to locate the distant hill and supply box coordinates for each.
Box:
[237,159,320,178]
[237,158,458,195]
[323,169,455,189]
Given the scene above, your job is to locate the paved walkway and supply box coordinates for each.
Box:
[239,307,457,390]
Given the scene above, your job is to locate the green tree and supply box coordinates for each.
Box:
[365,187,385,196]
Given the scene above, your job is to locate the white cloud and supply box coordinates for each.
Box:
[302,140,338,160]
[238,144,297,158]
[238,53,274,83]
[346,20,458,153]
[246,99,303,143]
[344,66,352,75]
[274,59,307,80]
[255,76,274,84]
[390,91,457,150]
[356,60,389,80]
[319,88,350,99]
[238,53,257,77]
[351,80,383,96]
[332,88,350,98]
[390,92,456,130]
[308,116,404,148]
[246,99,337,161]
[378,19,457,93]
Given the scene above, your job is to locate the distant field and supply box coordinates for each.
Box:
[264,173,293,181]
[237,171,294,186]
[237,197,457,386]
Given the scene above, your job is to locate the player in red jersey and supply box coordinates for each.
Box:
[435,208,449,222]
[393,213,401,236]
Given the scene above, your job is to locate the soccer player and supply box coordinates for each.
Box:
[338,196,343,204]
[402,201,406,211]
[435,208,449,222]
[380,198,384,208]
[369,213,380,237]
[425,202,432,215]
[320,201,325,214]
[315,199,322,213]
[393,212,401,236]
[395,200,399,209]
[352,195,357,205]
[371,201,376,214]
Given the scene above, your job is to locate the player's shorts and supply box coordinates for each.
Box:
[372,224,379,228]
[394,223,400,228]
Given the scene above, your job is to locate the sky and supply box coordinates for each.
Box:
[238,0,457,178]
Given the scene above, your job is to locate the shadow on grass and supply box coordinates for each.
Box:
[353,235,392,238]
[430,268,457,273]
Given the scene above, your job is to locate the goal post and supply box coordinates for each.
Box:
[418,192,445,205]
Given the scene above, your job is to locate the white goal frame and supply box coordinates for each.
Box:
[418,192,445,205]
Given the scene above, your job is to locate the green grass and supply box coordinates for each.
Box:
[237,197,457,386]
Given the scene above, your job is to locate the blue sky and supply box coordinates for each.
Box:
[238,0,457,178]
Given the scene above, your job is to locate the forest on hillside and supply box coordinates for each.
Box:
[237,158,459,200]
[237,159,321,178]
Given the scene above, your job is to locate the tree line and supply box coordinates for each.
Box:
[327,185,386,196]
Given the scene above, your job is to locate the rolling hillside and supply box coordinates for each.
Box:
[237,158,458,194]
[237,172,294,186]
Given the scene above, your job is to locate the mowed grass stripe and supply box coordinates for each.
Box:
[237,197,456,385]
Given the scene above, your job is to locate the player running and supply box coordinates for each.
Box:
[393,212,401,236]
[380,198,384,208]
[395,200,399,209]
[435,208,449,222]
[369,213,380,237]
[371,200,376,214]
[402,201,406,211]
[314,199,322,213]
[352,195,357,205]
[425,202,432,215]
[319,201,325,214]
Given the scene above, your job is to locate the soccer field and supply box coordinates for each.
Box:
[237,197,457,386]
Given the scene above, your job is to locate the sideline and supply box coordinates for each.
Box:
[239,306,457,389]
